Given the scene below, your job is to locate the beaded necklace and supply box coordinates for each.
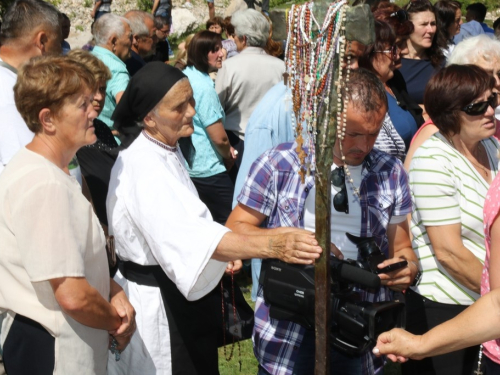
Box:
[285,0,358,200]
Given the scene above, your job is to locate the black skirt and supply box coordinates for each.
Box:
[3,314,55,375]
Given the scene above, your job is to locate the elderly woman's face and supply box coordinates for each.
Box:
[114,22,133,61]
[146,79,196,146]
[459,89,496,142]
[474,57,500,91]
[52,88,98,149]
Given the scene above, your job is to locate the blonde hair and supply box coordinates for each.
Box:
[67,49,112,84]
[174,33,195,68]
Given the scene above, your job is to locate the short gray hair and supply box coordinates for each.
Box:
[124,10,154,37]
[447,34,500,66]
[93,13,131,46]
[0,0,60,45]
[231,9,269,48]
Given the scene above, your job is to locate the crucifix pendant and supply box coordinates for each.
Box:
[474,368,483,375]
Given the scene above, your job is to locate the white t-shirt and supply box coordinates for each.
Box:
[304,162,363,260]
[304,161,407,260]
[0,63,34,175]
[0,148,110,374]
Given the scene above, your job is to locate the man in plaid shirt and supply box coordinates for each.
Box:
[226,69,418,375]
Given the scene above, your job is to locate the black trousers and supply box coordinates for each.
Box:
[401,289,479,375]
[484,355,500,373]
[3,314,55,375]
[191,171,234,225]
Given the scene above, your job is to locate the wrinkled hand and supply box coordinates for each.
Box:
[373,328,423,363]
[377,257,414,292]
[270,229,322,264]
[225,260,243,274]
[108,283,136,344]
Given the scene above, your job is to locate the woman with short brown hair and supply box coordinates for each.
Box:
[405,64,499,375]
[0,55,135,375]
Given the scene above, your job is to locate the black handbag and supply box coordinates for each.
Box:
[217,272,254,349]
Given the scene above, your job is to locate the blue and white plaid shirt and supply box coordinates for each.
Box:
[237,142,413,375]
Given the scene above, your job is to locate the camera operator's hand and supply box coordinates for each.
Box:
[330,243,344,260]
[377,257,414,292]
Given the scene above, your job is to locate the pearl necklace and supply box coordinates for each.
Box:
[285,0,347,182]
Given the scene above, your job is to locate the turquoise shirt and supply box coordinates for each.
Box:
[92,46,130,129]
[183,66,226,178]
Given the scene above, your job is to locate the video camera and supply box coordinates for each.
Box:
[260,233,405,355]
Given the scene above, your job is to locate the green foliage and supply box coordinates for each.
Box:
[75,24,84,31]
[269,0,291,8]
[47,0,62,6]
[137,0,153,12]
[83,0,92,8]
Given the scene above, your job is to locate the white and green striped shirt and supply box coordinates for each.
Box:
[410,133,499,305]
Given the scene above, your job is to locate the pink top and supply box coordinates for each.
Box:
[482,173,500,364]
[409,119,435,145]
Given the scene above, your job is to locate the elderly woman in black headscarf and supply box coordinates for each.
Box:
[106,62,323,375]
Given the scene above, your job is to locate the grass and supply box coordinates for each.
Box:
[217,270,402,375]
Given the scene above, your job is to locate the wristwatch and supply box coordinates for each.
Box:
[409,260,422,287]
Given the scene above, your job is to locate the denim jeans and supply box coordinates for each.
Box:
[257,328,362,375]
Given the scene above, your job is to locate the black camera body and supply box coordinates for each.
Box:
[260,233,406,355]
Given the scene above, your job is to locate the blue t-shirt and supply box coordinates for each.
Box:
[183,66,226,178]
[386,91,418,151]
[399,58,438,105]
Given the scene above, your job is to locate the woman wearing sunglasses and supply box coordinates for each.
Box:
[404,64,499,375]
[360,18,424,158]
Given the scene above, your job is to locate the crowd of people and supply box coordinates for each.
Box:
[2,0,500,374]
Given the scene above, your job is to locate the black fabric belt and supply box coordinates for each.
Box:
[118,260,160,287]
[117,259,220,375]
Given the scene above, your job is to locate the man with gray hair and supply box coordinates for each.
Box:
[0,0,62,174]
[92,13,132,136]
[215,8,284,179]
[124,10,158,76]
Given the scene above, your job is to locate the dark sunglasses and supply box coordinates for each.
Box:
[390,9,409,22]
[461,93,498,116]
[331,167,349,214]
[373,44,399,61]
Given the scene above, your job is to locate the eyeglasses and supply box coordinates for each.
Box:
[331,167,349,214]
[373,44,399,61]
[389,9,409,22]
[461,93,498,116]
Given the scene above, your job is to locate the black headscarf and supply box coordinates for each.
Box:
[112,62,195,166]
